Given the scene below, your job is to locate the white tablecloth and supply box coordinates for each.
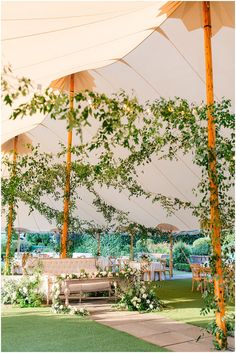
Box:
[130,261,162,281]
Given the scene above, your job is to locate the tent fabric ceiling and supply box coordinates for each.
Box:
[1,1,235,232]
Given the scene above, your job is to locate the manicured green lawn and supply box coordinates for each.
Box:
[153,278,234,328]
[1,306,168,352]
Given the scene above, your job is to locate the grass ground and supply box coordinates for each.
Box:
[153,278,234,328]
[1,306,168,352]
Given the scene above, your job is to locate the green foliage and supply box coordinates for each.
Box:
[221,230,235,303]
[26,233,52,246]
[192,237,211,256]
[174,263,191,272]
[1,233,18,258]
[146,240,170,254]
[2,70,235,349]
[175,232,203,245]
[173,241,191,264]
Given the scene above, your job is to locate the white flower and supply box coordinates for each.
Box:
[79,308,85,313]
[61,274,66,279]
[69,274,73,279]
[137,298,141,303]
[142,294,147,299]
[22,287,28,294]
[47,87,53,94]
[147,299,150,304]
[60,305,63,309]
[54,89,61,96]
[149,304,153,309]
[136,304,140,308]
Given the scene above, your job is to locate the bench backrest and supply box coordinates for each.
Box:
[26,257,97,275]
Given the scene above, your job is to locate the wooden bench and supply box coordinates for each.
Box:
[26,257,114,304]
[63,277,118,305]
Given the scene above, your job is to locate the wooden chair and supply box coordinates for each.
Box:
[154,259,171,280]
[190,264,203,292]
[140,260,151,281]
[200,267,212,291]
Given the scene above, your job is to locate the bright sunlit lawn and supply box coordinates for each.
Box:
[1,306,168,352]
[153,278,234,328]
[2,279,234,352]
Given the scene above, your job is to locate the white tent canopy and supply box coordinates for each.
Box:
[1,1,235,232]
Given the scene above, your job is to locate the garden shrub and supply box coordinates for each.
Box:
[27,233,52,246]
[1,235,18,258]
[20,239,31,252]
[221,230,235,303]
[173,241,191,264]
[147,241,169,254]
[192,237,211,255]
[174,263,191,272]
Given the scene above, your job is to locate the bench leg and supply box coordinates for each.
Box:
[64,283,70,306]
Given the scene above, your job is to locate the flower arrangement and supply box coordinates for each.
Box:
[51,276,89,316]
[117,281,164,313]
[112,264,164,313]
[1,271,44,307]
[1,279,19,304]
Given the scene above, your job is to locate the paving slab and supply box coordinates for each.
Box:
[85,300,234,352]
[144,331,195,346]
[163,339,215,352]
[107,322,158,338]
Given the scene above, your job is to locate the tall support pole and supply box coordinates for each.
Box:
[4,135,18,274]
[202,2,227,348]
[61,74,74,258]
[169,233,173,278]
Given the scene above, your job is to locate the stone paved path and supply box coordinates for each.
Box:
[82,301,235,352]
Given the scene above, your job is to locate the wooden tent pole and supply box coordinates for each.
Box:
[202,1,227,347]
[4,135,18,274]
[169,233,173,277]
[61,74,74,258]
